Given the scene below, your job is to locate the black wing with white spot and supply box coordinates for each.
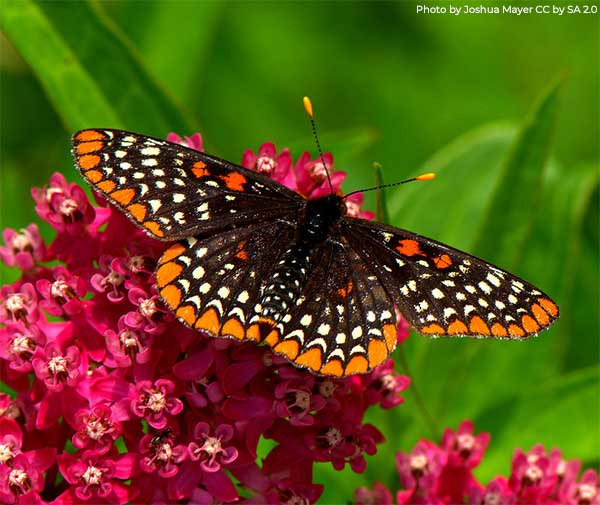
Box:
[72,129,303,240]
[342,218,559,339]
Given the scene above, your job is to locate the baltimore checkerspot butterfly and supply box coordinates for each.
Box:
[71,98,559,377]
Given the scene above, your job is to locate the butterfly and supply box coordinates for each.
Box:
[71,128,559,377]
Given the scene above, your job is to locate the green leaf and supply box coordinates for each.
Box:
[0,0,194,134]
[472,78,562,268]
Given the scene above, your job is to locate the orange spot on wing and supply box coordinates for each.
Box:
[274,340,300,360]
[433,254,452,269]
[337,280,353,297]
[448,320,468,335]
[469,316,491,336]
[368,340,388,368]
[265,329,280,346]
[110,188,135,205]
[143,221,164,237]
[156,262,183,287]
[531,303,550,326]
[491,323,508,337]
[235,241,248,261]
[79,155,101,170]
[294,348,323,372]
[219,172,246,191]
[76,130,105,141]
[76,141,103,154]
[195,308,221,335]
[383,324,397,351]
[192,161,208,178]
[160,285,182,308]
[345,355,369,375]
[521,315,540,333]
[96,180,115,193]
[127,203,147,222]
[320,359,343,377]
[538,298,558,317]
[221,318,245,340]
[160,243,186,263]
[396,239,425,257]
[421,323,445,335]
[508,324,525,337]
[85,170,103,183]
[245,324,261,341]
[176,305,196,326]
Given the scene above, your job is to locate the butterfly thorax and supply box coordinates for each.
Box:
[259,194,346,326]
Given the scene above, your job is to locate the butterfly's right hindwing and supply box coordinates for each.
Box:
[72,129,303,240]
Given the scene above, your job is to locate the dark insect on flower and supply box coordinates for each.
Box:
[71,100,558,377]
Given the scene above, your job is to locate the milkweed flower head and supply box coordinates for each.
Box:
[355,420,598,505]
[0,132,410,504]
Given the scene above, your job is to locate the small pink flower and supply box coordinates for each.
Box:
[104,316,154,367]
[0,283,39,325]
[72,404,122,454]
[0,417,23,466]
[442,419,490,469]
[0,224,46,270]
[0,322,44,373]
[345,192,375,220]
[167,132,204,152]
[36,266,87,316]
[139,430,187,478]
[90,256,128,303]
[355,481,394,505]
[188,422,238,473]
[364,359,410,409]
[131,379,183,429]
[242,142,294,187]
[32,342,84,391]
[294,151,344,198]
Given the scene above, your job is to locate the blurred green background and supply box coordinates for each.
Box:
[1,1,598,502]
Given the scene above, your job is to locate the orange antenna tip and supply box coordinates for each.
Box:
[303,96,314,119]
[415,172,436,181]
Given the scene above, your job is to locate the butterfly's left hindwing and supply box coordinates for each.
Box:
[72,129,303,240]
[343,219,559,339]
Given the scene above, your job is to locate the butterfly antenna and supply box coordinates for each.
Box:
[303,96,335,194]
[344,171,436,199]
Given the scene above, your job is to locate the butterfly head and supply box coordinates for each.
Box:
[300,194,346,243]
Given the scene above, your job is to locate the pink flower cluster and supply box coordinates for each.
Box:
[355,420,599,505]
[0,133,409,504]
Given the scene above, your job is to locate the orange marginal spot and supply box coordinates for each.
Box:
[469,316,491,336]
[521,315,540,334]
[156,262,183,287]
[491,322,508,337]
[85,170,103,183]
[192,161,208,178]
[176,305,196,326]
[96,180,115,193]
[531,303,550,326]
[320,359,343,377]
[448,319,468,335]
[538,298,558,317]
[76,141,103,154]
[395,239,426,257]
[195,308,221,335]
[383,324,397,351]
[110,188,135,206]
[420,323,445,335]
[508,324,525,337]
[143,221,164,238]
[235,241,249,261]
[221,318,245,340]
[78,154,101,170]
[433,254,453,269]
[274,340,300,360]
[219,172,247,191]
[160,285,182,309]
[127,203,147,222]
[160,243,186,263]
[76,130,105,142]
[294,348,323,372]
[368,340,388,369]
[245,324,261,341]
[265,329,280,346]
[345,355,369,375]
[337,280,353,297]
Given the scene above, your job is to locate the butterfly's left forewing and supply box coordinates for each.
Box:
[342,218,559,339]
[72,129,303,240]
